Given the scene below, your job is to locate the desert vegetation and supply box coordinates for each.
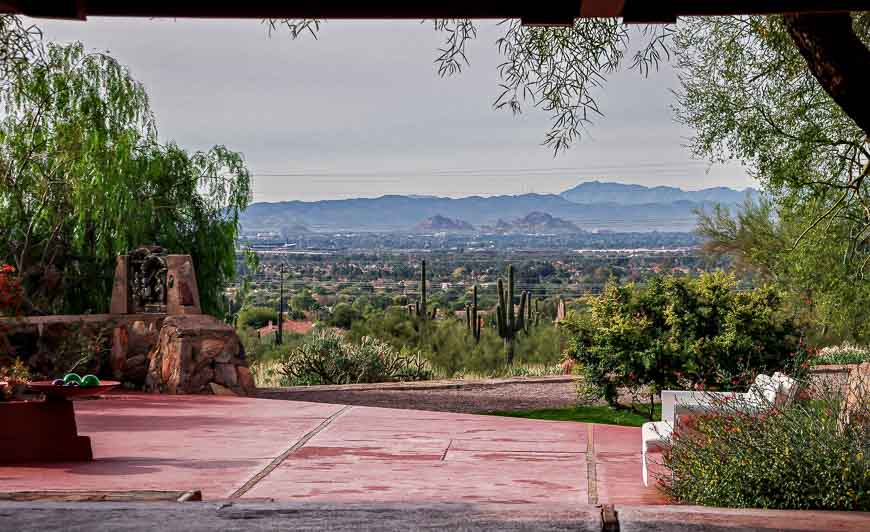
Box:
[561,272,804,419]
[661,378,869,511]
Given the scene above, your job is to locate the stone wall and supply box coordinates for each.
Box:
[145,315,254,396]
[1,314,157,381]
[807,363,856,391]
[110,318,164,384]
[842,363,869,427]
[1,313,254,396]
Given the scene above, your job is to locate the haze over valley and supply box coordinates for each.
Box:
[241,180,757,234]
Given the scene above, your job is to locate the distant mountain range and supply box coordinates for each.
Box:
[560,180,757,205]
[240,181,758,234]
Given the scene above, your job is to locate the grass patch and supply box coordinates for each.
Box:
[436,364,565,381]
[486,404,662,427]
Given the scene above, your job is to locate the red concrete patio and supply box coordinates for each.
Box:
[0,394,665,509]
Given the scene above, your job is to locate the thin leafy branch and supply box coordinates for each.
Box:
[432,19,478,77]
[264,18,321,40]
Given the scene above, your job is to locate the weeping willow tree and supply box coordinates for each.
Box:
[0,16,251,315]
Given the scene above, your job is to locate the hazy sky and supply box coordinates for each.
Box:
[34,17,754,202]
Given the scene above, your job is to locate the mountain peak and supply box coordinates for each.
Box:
[483,211,581,234]
[414,214,475,232]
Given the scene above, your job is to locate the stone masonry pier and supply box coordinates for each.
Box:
[1,313,254,396]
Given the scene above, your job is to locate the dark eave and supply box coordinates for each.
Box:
[0,0,867,25]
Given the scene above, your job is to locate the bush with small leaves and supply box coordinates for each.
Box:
[659,378,869,511]
[235,306,278,329]
[561,272,801,418]
[278,330,432,385]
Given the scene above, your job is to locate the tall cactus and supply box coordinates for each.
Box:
[496,265,528,365]
[556,297,567,322]
[526,294,533,331]
[465,284,481,342]
[419,259,427,318]
[409,260,436,320]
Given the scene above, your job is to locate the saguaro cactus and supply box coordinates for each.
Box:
[496,265,529,365]
[465,284,481,342]
[526,295,533,331]
[409,260,436,320]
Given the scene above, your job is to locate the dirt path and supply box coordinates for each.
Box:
[255,376,580,414]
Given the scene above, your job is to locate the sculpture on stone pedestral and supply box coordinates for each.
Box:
[129,246,168,314]
[110,247,201,316]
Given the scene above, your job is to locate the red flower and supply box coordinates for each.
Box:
[0,265,24,317]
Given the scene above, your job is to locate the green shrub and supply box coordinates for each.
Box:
[237,325,308,363]
[278,330,432,385]
[236,306,277,329]
[660,379,869,511]
[812,343,870,366]
[291,289,319,311]
[249,358,284,388]
[561,273,801,417]
[328,302,361,329]
[347,308,564,379]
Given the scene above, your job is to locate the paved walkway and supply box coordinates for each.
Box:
[0,394,664,510]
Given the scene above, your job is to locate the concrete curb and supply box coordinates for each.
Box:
[616,505,870,531]
[0,501,867,531]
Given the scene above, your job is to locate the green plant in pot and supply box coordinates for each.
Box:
[0,358,31,400]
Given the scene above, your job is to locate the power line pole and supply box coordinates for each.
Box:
[276,263,286,346]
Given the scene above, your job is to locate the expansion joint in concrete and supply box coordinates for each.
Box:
[586,423,598,505]
[229,405,352,499]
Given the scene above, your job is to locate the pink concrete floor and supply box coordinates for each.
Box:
[0,394,666,507]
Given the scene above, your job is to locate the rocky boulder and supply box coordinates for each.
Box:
[110,318,163,384]
[145,315,254,396]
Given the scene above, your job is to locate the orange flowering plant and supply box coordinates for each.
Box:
[0,264,24,316]
[0,264,30,399]
[659,378,869,511]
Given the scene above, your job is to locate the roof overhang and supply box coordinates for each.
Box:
[0,0,867,25]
